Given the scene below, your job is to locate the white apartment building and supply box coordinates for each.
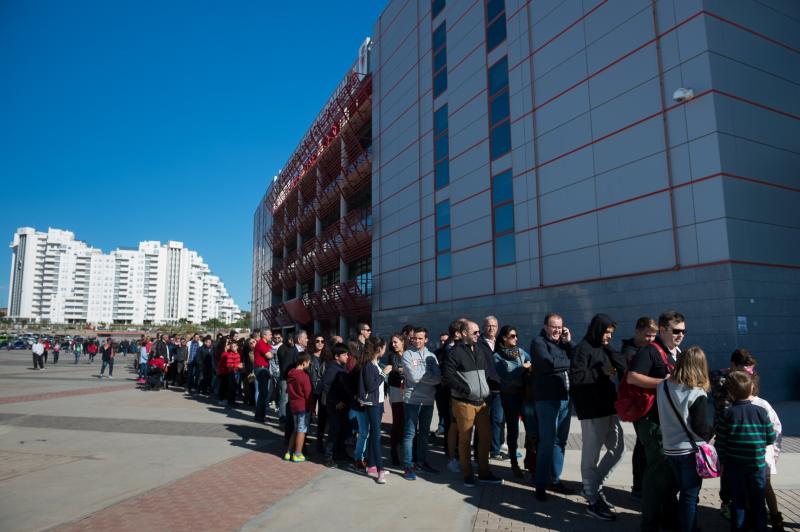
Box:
[8,227,241,325]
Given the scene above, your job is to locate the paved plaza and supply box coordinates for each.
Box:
[0,349,799,532]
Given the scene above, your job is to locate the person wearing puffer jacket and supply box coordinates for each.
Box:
[494,324,532,478]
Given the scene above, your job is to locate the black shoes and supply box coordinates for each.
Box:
[535,488,547,501]
[586,499,615,521]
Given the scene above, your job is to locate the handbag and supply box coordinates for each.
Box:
[615,342,674,422]
[662,380,720,479]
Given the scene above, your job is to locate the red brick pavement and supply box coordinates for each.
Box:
[57,450,324,532]
[0,384,131,405]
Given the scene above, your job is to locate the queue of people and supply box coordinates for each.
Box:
[44,309,782,532]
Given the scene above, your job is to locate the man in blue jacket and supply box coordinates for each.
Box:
[530,312,575,501]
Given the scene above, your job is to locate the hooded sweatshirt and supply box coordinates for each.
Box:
[401,346,441,405]
[569,314,626,420]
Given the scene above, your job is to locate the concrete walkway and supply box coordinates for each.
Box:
[0,349,798,532]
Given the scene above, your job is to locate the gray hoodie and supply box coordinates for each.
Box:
[402,346,441,405]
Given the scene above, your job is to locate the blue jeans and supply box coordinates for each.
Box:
[349,408,369,461]
[534,399,571,488]
[254,367,272,421]
[278,379,289,420]
[138,361,148,379]
[667,454,702,532]
[366,404,383,470]
[403,403,433,469]
[727,462,768,532]
[100,359,114,376]
[489,392,505,455]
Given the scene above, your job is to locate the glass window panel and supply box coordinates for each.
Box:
[434,133,449,161]
[487,0,504,21]
[434,159,450,189]
[433,70,448,97]
[490,121,511,160]
[433,46,447,73]
[488,56,509,96]
[494,234,516,266]
[433,22,446,51]
[436,200,450,227]
[437,252,452,278]
[492,169,513,206]
[433,104,448,136]
[487,15,507,52]
[494,203,514,234]
[432,0,445,18]
[437,227,451,252]
[490,90,509,126]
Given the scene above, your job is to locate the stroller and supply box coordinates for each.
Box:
[143,357,167,391]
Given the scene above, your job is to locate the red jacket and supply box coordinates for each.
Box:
[254,339,271,368]
[218,351,241,375]
[287,367,313,414]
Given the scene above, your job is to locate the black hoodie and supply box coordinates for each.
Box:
[569,314,626,420]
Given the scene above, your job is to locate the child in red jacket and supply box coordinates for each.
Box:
[285,353,313,462]
[218,342,243,407]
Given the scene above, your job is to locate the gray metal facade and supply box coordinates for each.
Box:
[368,0,800,399]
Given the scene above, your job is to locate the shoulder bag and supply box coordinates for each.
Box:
[662,380,720,479]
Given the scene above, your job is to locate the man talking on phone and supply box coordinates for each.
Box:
[530,312,575,501]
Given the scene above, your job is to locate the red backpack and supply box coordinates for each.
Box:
[615,342,674,422]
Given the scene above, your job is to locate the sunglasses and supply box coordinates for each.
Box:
[362,328,371,332]
[672,328,687,335]
[315,339,325,343]
[507,334,517,339]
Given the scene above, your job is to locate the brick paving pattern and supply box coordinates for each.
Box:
[57,446,324,532]
[471,479,800,531]
[0,384,131,405]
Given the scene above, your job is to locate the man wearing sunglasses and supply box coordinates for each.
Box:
[627,310,686,532]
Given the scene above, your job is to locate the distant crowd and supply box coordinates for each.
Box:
[31,310,785,531]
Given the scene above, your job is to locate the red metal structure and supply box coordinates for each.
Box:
[259,58,373,332]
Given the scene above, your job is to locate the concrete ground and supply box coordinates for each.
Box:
[0,348,798,532]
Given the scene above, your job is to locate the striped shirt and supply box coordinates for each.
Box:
[715,399,776,469]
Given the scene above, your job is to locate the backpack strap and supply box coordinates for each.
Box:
[650,342,675,373]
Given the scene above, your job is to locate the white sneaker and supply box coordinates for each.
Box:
[108,375,113,379]
[447,458,461,473]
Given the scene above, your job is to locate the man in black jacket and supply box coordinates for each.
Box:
[569,314,626,520]
[529,312,574,500]
[479,315,505,459]
[444,320,502,487]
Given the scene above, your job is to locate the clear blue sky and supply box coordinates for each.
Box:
[0,0,387,311]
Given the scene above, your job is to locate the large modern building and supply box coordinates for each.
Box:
[254,0,800,399]
[8,227,241,325]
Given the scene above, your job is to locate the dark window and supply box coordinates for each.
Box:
[489,90,509,126]
[437,227,451,253]
[492,169,513,205]
[436,200,450,227]
[488,56,509,95]
[488,56,510,161]
[434,159,450,190]
[436,200,451,279]
[486,0,504,20]
[433,22,446,51]
[487,16,507,52]
[490,121,511,159]
[434,134,449,161]
[494,234,516,266]
[494,203,514,234]
[434,105,449,136]
[348,256,372,296]
[491,168,515,266]
[432,0,445,18]
[432,22,447,98]
[321,269,340,288]
[433,45,447,72]
[301,280,314,296]
[433,70,448,98]
[437,253,452,278]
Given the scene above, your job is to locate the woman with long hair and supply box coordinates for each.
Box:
[386,333,406,466]
[348,342,374,471]
[656,346,712,532]
[310,334,332,453]
[494,325,532,478]
[360,336,390,483]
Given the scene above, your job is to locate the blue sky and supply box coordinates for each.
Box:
[0,0,387,311]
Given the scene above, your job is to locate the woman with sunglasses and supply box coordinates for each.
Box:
[494,325,532,478]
